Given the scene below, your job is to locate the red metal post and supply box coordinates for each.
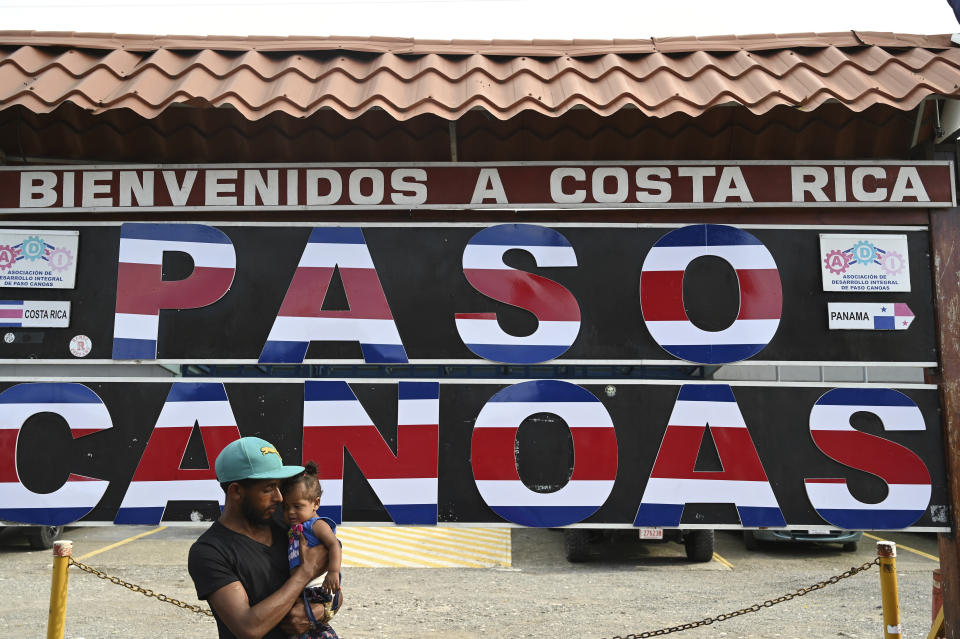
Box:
[929,207,960,638]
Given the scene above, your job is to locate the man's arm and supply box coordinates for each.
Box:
[207,533,328,639]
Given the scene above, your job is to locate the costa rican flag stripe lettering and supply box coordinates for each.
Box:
[805,388,931,529]
[635,384,785,527]
[260,227,408,364]
[113,224,236,360]
[471,380,617,527]
[640,224,781,364]
[457,224,581,364]
[303,381,439,525]
[115,382,240,524]
[0,383,111,525]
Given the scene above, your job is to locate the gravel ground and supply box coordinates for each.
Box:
[0,526,943,639]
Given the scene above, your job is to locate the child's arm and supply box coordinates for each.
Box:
[311,519,342,592]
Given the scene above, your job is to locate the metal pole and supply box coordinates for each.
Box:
[878,540,902,639]
[46,539,72,639]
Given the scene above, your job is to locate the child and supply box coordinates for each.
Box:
[281,461,343,639]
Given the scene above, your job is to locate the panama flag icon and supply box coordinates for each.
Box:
[827,303,915,331]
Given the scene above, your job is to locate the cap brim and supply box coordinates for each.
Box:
[244,465,305,480]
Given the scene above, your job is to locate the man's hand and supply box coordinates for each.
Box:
[298,531,329,580]
[278,599,311,635]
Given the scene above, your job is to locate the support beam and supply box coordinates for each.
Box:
[930,205,960,638]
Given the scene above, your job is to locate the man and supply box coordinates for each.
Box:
[189,437,330,639]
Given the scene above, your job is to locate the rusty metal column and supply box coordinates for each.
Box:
[929,206,960,638]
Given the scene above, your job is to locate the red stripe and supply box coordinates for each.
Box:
[131,426,239,481]
[277,267,395,319]
[471,427,521,481]
[455,313,497,321]
[640,271,687,321]
[736,269,782,320]
[0,431,18,482]
[198,426,241,462]
[0,309,23,318]
[811,431,931,485]
[649,425,769,481]
[569,428,618,481]
[463,269,580,322]
[115,263,234,315]
[303,424,438,479]
[66,473,99,481]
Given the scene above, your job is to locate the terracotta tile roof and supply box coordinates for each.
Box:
[0,30,957,121]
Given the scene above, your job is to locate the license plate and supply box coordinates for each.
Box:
[638,527,663,540]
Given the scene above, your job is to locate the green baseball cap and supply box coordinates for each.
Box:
[215,437,304,483]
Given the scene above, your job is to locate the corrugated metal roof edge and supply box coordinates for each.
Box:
[0,30,954,55]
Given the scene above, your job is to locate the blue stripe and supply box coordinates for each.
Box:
[491,505,600,527]
[0,382,104,404]
[737,506,786,527]
[468,224,572,248]
[308,227,366,244]
[113,506,165,525]
[633,503,684,527]
[120,223,233,244]
[316,505,342,525]
[706,224,762,247]
[814,388,917,407]
[384,504,438,525]
[676,384,736,403]
[166,382,228,403]
[465,343,570,364]
[661,343,767,365]
[112,337,157,360]
[398,381,440,401]
[0,507,92,526]
[305,381,356,402]
[0,300,23,305]
[0,322,23,327]
[814,508,926,530]
[360,343,409,363]
[652,224,706,248]
[488,379,598,403]
[259,340,309,364]
[873,316,895,330]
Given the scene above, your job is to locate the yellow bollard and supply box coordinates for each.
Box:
[46,539,72,639]
[877,540,901,639]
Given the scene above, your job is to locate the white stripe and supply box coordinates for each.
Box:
[0,478,109,508]
[318,479,343,506]
[455,318,580,346]
[0,403,112,430]
[642,244,778,271]
[804,482,930,511]
[810,404,926,431]
[462,244,577,270]
[304,400,374,427]
[300,242,375,269]
[398,398,439,426]
[266,317,403,344]
[475,480,614,506]
[474,403,613,428]
[155,401,237,428]
[113,313,160,339]
[641,478,780,507]
[668,400,747,428]
[118,480,225,505]
[367,478,438,504]
[119,238,236,268]
[645,319,779,345]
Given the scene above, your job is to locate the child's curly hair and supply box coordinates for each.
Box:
[280,460,323,500]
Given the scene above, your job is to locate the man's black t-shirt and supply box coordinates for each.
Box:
[188,520,290,639]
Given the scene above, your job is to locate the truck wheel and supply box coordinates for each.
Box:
[842,541,858,552]
[564,529,591,562]
[26,525,63,550]
[743,530,760,551]
[684,530,714,562]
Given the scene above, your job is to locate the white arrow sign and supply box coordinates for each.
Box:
[827,303,914,330]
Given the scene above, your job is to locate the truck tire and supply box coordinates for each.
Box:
[743,530,760,551]
[26,525,63,550]
[684,530,714,562]
[564,529,591,562]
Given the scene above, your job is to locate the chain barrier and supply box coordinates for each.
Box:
[606,558,880,638]
[68,557,214,617]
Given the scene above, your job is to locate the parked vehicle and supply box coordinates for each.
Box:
[0,523,64,549]
[563,528,714,563]
[742,528,861,552]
